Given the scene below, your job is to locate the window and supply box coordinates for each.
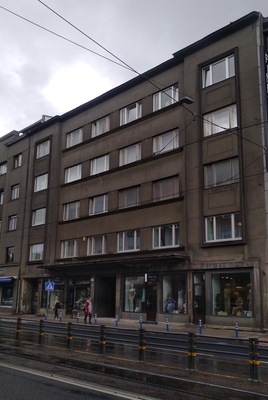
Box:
[65,164,81,183]
[66,128,83,148]
[36,139,50,159]
[32,208,46,226]
[212,272,251,317]
[120,102,142,125]
[124,276,145,312]
[205,213,242,242]
[118,230,140,252]
[11,184,20,200]
[87,236,106,255]
[1,284,13,307]
[89,194,108,214]
[202,54,235,88]
[163,273,187,313]
[203,104,237,136]
[119,186,140,208]
[153,176,179,201]
[92,116,110,137]
[0,190,4,205]
[29,243,44,261]
[0,162,7,175]
[14,153,22,168]
[61,239,77,258]
[6,247,14,263]
[153,224,179,248]
[204,158,239,187]
[63,201,80,221]
[153,84,178,111]
[153,130,179,154]
[8,215,17,231]
[119,143,141,166]
[34,173,48,192]
[90,155,109,175]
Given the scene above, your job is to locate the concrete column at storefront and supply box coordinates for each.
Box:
[115,274,121,318]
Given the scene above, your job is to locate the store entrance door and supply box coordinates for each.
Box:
[146,275,157,322]
[193,273,206,324]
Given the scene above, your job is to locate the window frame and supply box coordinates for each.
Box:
[204,158,239,188]
[65,164,82,183]
[90,155,109,176]
[66,128,83,148]
[92,116,110,138]
[205,213,242,243]
[14,153,22,168]
[89,194,108,215]
[153,84,179,112]
[202,54,235,88]
[29,243,44,261]
[36,139,50,159]
[11,184,20,200]
[8,215,17,231]
[32,208,46,226]
[120,102,142,125]
[153,224,179,249]
[0,190,3,205]
[119,186,140,208]
[117,230,140,252]
[34,173,48,192]
[0,162,7,175]
[63,201,80,221]
[153,129,179,154]
[61,239,77,258]
[203,104,237,137]
[119,143,141,166]
[153,176,179,201]
[87,235,107,255]
[6,246,14,263]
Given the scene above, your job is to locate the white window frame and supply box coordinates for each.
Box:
[120,102,142,125]
[32,208,46,226]
[153,224,179,248]
[90,155,109,175]
[92,116,110,138]
[119,186,140,208]
[119,143,141,166]
[66,128,83,148]
[202,54,235,88]
[0,190,3,205]
[117,230,140,252]
[61,239,77,258]
[36,139,50,159]
[87,236,107,255]
[6,246,14,263]
[153,84,179,111]
[63,201,80,221]
[205,213,242,242]
[34,173,48,192]
[65,164,81,183]
[203,104,237,137]
[29,243,44,261]
[153,130,179,154]
[153,176,179,201]
[204,158,239,187]
[8,215,17,231]
[14,153,22,168]
[0,162,7,175]
[89,194,108,215]
[11,184,20,200]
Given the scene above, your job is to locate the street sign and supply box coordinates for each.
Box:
[45,281,54,291]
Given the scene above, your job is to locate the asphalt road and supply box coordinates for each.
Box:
[0,362,156,400]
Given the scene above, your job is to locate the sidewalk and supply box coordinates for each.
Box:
[3,312,268,340]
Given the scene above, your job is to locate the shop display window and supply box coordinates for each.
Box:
[162,273,187,314]
[124,276,145,312]
[1,285,13,307]
[212,272,252,317]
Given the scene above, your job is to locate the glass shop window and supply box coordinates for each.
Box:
[162,273,187,314]
[124,276,146,313]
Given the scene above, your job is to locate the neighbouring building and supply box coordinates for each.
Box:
[0,11,268,329]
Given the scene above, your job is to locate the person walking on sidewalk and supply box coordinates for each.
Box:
[84,295,92,324]
[54,296,60,319]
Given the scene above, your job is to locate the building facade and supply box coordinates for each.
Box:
[0,11,268,329]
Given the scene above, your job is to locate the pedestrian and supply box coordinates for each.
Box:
[84,295,92,324]
[54,296,60,319]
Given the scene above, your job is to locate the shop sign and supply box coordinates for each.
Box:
[145,274,158,283]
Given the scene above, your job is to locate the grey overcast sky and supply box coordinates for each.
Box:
[0,0,267,136]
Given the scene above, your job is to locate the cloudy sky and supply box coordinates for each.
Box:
[0,0,267,136]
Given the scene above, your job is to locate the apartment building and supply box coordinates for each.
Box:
[0,11,267,328]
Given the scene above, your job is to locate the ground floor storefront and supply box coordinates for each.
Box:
[17,258,265,329]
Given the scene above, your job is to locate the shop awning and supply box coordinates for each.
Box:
[0,276,16,283]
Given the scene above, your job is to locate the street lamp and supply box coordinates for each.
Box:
[178,96,194,105]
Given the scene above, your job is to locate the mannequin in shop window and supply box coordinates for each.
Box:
[165,292,175,313]
[128,285,136,311]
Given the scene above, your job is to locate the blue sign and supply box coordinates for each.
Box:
[45,282,55,291]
